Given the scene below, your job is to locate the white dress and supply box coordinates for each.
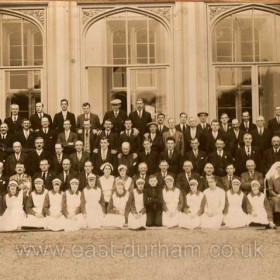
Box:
[0,191,26,231]
[23,189,48,228]
[103,192,130,228]
[128,189,147,229]
[247,192,269,225]
[82,187,104,228]
[179,192,203,229]
[45,191,67,231]
[99,176,115,204]
[162,187,181,227]
[201,187,225,229]
[64,190,86,231]
[224,190,249,228]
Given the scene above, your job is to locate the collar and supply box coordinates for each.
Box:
[230,189,242,195]
[115,190,127,198]
[34,188,45,195]
[250,191,262,197]
[189,190,200,196]
[85,185,98,190]
[51,190,62,195]
[68,189,80,195]
[135,188,144,194]
[165,186,176,192]
[8,190,20,197]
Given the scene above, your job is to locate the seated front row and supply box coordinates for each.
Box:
[0,175,275,231]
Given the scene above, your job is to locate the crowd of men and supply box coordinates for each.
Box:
[0,98,280,198]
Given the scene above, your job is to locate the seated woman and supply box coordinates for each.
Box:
[97,163,115,213]
[0,180,26,231]
[179,179,204,229]
[114,165,134,193]
[247,180,275,228]
[162,175,184,228]
[267,162,280,226]
[81,174,106,228]
[223,178,248,228]
[62,178,86,231]
[103,180,132,228]
[43,178,67,231]
[128,178,146,230]
[200,177,225,229]
[24,178,48,228]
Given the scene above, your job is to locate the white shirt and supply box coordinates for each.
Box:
[36,149,43,156]
[62,111,67,120]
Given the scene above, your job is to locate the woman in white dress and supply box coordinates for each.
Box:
[97,163,115,213]
[62,178,86,231]
[103,180,132,228]
[128,178,146,230]
[179,179,204,229]
[0,180,26,231]
[162,175,184,228]
[81,174,106,228]
[223,178,248,228]
[23,178,48,228]
[247,180,275,228]
[43,178,67,231]
[114,165,134,193]
[200,177,225,229]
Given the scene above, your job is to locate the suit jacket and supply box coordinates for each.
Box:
[119,129,141,153]
[69,151,91,174]
[133,173,149,188]
[207,150,234,177]
[205,130,226,154]
[56,170,79,191]
[30,113,52,131]
[0,174,8,196]
[36,128,57,153]
[53,111,76,133]
[0,133,14,163]
[138,150,159,175]
[95,130,118,151]
[162,130,185,156]
[102,110,127,134]
[159,150,183,176]
[227,129,245,158]
[144,132,164,154]
[77,113,100,130]
[155,171,175,188]
[50,153,68,175]
[129,110,152,135]
[118,153,137,177]
[78,171,98,191]
[5,152,28,177]
[197,123,211,152]
[185,149,207,175]
[176,172,200,196]
[77,129,97,154]
[220,123,232,134]
[184,127,203,152]
[92,149,116,176]
[27,150,49,175]
[157,125,169,136]
[198,175,223,192]
[240,171,264,194]
[240,122,257,133]
[263,148,280,175]
[175,124,189,134]
[235,146,261,175]
[221,175,241,191]
[4,116,23,134]
[32,171,56,190]
[57,131,78,153]
[268,117,280,136]
[251,128,271,155]
[14,130,36,151]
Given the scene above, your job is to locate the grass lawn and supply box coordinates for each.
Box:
[1,227,280,280]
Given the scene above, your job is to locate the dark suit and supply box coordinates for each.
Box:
[27,150,49,175]
[207,150,233,177]
[184,127,203,152]
[14,130,36,152]
[77,113,100,130]
[30,113,52,131]
[145,132,164,154]
[57,131,78,154]
[241,171,264,194]
[50,153,68,175]
[119,129,141,153]
[155,171,175,188]
[176,172,200,196]
[205,130,226,154]
[102,110,127,134]
[199,175,223,192]
[69,151,90,174]
[53,111,76,133]
[5,152,28,177]
[0,133,14,164]
[268,117,280,136]
[32,171,56,190]
[221,175,241,191]
[95,131,118,151]
[129,110,152,136]
[251,128,271,155]
[159,150,182,176]
[227,129,245,158]
[36,129,57,153]
[157,125,169,136]
[118,153,137,177]
[220,123,232,134]
[263,148,280,175]
[235,146,261,175]
[185,149,207,174]
[92,149,116,176]
[4,116,23,134]
[197,123,211,152]
[138,150,159,175]
[78,129,97,155]
[0,174,8,196]
[240,122,257,133]
[57,170,79,191]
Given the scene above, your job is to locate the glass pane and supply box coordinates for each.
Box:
[259,66,280,121]
[113,67,126,88]
[233,10,253,62]
[217,90,236,121]
[216,68,235,86]
[2,15,22,66]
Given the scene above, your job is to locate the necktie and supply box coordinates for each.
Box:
[16,154,19,161]
[194,150,198,157]
[39,113,43,119]
[168,151,172,159]
[229,176,232,187]
[102,149,106,161]
[44,129,47,134]
[58,154,61,163]
[43,172,46,182]
[159,126,162,133]
[65,172,69,184]
[78,153,82,161]
[146,152,150,157]
[114,112,118,118]
[247,147,250,156]
[219,151,222,158]
[183,125,186,133]
[138,111,142,118]
[13,117,17,123]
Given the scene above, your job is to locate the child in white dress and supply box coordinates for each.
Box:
[62,178,86,231]
[81,174,106,228]
[247,180,275,228]
[223,178,248,228]
[0,180,26,231]
[97,163,115,213]
[103,180,132,228]
[128,178,147,230]
[200,177,225,229]
[162,175,184,228]
[24,178,48,228]
[179,179,204,229]
[43,178,67,231]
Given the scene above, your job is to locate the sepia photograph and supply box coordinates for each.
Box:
[0,0,280,279]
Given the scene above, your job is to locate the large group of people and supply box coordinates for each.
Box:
[0,98,280,231]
